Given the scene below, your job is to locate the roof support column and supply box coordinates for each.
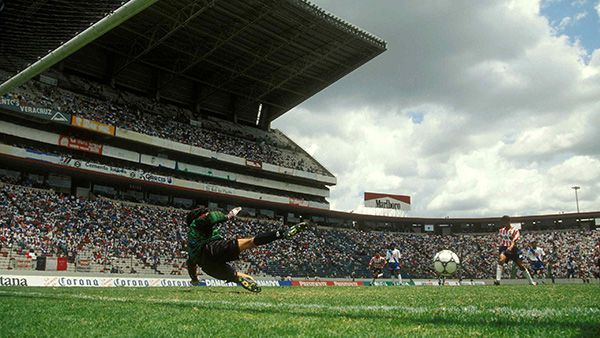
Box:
[259,104,271,130]
[152,69,161,101]
[192,83,208,120]
[228,93,238,123]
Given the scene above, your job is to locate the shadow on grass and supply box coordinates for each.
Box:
[167,301,600,335]
[2,292,599,336]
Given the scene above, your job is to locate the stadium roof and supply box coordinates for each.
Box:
[0,0,128,78]
[1,0,387,125]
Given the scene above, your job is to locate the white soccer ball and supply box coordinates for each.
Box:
[433,250,460,276]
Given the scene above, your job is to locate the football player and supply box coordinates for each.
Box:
[494,215,536,285]
[525,241,546,283]
[368,253,386,284]
[185,207,307,293]
[545,246,558,284]
[386,245,403,285]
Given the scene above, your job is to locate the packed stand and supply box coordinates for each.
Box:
[0,76,331,176]
[0,182,598,279]
[0,139,328,204]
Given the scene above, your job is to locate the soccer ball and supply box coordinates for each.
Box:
[433,250,460,276]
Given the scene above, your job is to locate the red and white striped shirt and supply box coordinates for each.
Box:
[369,256,386,269]
[498,227,520,247]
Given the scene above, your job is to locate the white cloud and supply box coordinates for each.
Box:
[273,0,600,217]
[574,11,588,20]
[596,1,600,16]
[547,156,600,184]
[556,16,572,32]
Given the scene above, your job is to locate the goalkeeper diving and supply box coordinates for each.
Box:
[185,206,307,293]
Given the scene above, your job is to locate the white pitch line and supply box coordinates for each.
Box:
[1,290,599,318]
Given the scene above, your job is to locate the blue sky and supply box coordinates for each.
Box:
[541,0,600,60]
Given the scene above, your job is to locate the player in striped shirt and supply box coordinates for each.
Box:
[368,253,386,284]
[494,215,536,286]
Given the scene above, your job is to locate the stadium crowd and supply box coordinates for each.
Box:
[1,77,329,175]
[0,182,598,280]
[0,139,328,204]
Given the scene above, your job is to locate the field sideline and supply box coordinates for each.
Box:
[0,285,598,337]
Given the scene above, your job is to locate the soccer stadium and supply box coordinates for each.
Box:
[0,1,599,336]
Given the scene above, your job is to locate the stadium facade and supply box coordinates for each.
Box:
[0,0,388,218]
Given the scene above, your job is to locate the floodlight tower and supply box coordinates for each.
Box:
[572,186,580,213]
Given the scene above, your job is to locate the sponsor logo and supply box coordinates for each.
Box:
[256,280,280,287]
[113,279,150,287]
[203,279,237,287]
[160,279,195,287]
[0,276,28,286]
[333,281,362,287]
[51,112,69,122]
[72,116,115,135]
[82,162,110,172]
[374,199,406,209]
[58,135,103,154]
[417,281,437,286]
[298,281,331,287]
[19,105,52,116]
[459,281,486,286]
[0,98,19,106]
[110,167,126,174]
[0,99,69,124]
[136,171,173,185]
[58,277,100,287]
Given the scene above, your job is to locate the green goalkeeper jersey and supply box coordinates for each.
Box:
[187,210,228,256]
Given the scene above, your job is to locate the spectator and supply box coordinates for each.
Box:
[0,181,597,279]
[3,77,330,175]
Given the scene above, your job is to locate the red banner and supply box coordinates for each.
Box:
[290,280,364,287]
[57,257,68,271]
[333,281,364,287]
[292,281,334,287]
[364,192,411,204]
[58,135,103,155]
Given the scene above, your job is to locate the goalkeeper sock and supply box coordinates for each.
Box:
[253,230,285,246]
[524,269,535,285]
[496,264,503,281]
[187,258,198,282]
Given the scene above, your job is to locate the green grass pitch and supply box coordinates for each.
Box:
[0,285,598,337]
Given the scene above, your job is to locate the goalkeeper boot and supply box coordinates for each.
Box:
[238,276,261,293]
[287,221,309,238]
[190,279,201,287]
